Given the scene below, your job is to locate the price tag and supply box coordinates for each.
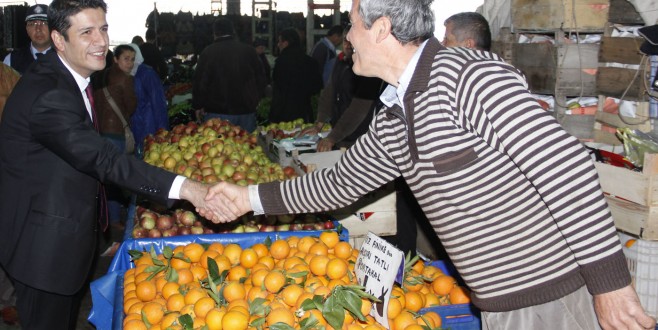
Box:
[354,232,404,328]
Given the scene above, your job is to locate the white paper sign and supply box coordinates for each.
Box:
[354,232,404,328]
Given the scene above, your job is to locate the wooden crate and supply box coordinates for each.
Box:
[511,0,609,31]
[512,42,599,96]
[595,153,658,239]
[596,35,650,101]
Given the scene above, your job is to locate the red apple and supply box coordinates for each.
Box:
[140,215,156,230]
[162,228,178,237]
[190,226,204,235]
[156,214,174,231]
[148,228,162,238]
[132,226,148,238]
[323,221,335,229]
[179,211,196,227]
[178,226,192,236]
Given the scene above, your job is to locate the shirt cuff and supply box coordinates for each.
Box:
[249,185,265,215]
[168,176,187,199]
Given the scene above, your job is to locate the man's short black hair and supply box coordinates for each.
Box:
[278,28,300,49]
[327,25,344,37]
[145,28,156,41]
[445,12,491,51]
[213,18,234,37]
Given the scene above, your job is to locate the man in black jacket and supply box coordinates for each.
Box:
[3,4,52,74]
[192,19,266,132]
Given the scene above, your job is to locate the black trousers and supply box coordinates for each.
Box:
[12,279,83,330]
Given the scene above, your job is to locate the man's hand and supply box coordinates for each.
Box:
[594,285,656,329]
[199,181,252,223]
[299,126,320,137]
[179,179,210,212]
[316,138,335,152]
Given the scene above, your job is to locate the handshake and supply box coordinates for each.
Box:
[180,179,253,223]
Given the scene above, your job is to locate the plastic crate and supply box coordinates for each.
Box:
[421,260,480,329]
[619,231,658,318]
[90,229,348,329]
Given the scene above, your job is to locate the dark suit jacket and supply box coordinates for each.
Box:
[269,46,323,123]
[0,51,177,295]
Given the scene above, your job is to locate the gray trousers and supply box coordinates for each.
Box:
[481,286,601,330]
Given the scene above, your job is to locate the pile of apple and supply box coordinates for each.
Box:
[131,205,336,239]
[143,119,298,185]
[261,119,333,140]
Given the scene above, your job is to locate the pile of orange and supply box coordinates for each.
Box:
[121,232,468,330]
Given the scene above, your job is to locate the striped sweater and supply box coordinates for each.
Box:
[259,37,630,312]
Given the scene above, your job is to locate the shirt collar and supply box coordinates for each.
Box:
[30,43,51,58]
[57,54,91,93]
[380,39,429,112]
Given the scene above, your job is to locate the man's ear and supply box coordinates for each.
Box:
[375,17,392,43]
[51,30,65,52]
[465,38,476,49]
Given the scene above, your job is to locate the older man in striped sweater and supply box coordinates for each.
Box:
[203,0,655,328]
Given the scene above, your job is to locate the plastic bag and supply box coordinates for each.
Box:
[616,128,658,167]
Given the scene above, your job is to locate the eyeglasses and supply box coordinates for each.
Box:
[27,21,47,28]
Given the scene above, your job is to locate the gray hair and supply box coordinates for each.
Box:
[358,0,434,45]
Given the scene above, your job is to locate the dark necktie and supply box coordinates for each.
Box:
[84,85,99,131]
[35,53,43,59]
[85,84,107,229]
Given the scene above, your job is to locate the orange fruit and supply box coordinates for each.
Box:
[134,254,154,267]
[333,241,353,259]
[411,260,424,274]
[282,256,306,269]
[299,309,326,326]
[123,297,141,315]
[421,311,442,328]
[404,291,424,312]
[207,242,225,254]
[309,255,330,276]
[393,310,416,330]
[123,319,148,330]
[307,242,329,256]
[258,256,275,270]
[247,285,268,302]
[177,268,194,285]
[251,268,269,288]
[404,325,424,330]
[424,292,440,307]
[228,265,248,281]
[191,264,209,281]
[240,248,260,268]
[194,296,217,318]
[192,317,206,328]
[127,301,145,315]
[297,236,317,253]
[183,243,205,263]
[625,239,637,248]
[286,236,300,248]
[421,265,443,280]
[266,308,296,327]
[251,243,269,257]
[184,287,208,305]
[280,284,304,307]
[264,271,286,293]
[360,298,373,317]
[167,293,186,312]
[449,285,471,304]
[295,292,315,310]
[313,285,331,298]
[223,281,247,302]
[223,243,243,265]
[205,308,226,330]
[161,311,181,328]
[270,240,291,260]
[432,275,456,296]
[199,250,220,269]
[135,280,157,302]
[386,297,402,319]
[170,256,191,270]
[214,255,232,273]
[222,310,249,330]
[319,231,340,248]
[326,258,347,280]
[122,312,141,325]
[141,301,165,325]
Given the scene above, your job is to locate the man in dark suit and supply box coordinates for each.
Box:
[0,1,215,328]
